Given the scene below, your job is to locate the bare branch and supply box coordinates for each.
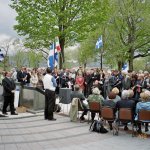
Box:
[134,41,150,50]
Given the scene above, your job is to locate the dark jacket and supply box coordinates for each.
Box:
[17,70,26,84]
[123,77,131,90]
[116,99,135,114]
[70,91,85,102]
[103,100,117,114]
[2,77,16,96]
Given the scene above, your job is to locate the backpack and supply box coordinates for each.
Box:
[89,120,108,134]
[54,104,61,113]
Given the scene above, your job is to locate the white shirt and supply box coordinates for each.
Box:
[43,74,57,91]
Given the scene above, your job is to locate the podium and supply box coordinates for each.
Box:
[59,88,72,104]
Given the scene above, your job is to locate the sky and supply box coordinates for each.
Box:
[0,0,18,42]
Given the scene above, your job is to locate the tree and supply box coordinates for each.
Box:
[0,38,14,70]
[89,0,150,70]
[10,0,110,68]
[133,56,150,72]
[27,50,43,68]
[11,50,26,68]
[110,0,150,70]
[78,30,101,68]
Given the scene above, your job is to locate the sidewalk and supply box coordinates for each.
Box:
[0,110,150,150]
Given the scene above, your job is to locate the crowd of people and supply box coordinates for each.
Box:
[0,66,150,133]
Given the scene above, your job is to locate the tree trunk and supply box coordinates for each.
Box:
[59,37,65,69]
[117,61,123,71]
[128,58,133,71]
[128,48,134,71]
[84,63,86,69]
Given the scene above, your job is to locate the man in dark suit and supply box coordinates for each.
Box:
[2,71,18,115]
[17,66,27,85]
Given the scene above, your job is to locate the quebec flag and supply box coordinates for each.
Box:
[96,35,103,49]
[0,49,4,61]
[122,63,129,72]
[47,43,58,70]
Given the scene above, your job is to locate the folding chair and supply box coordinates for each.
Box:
[138,110,150,121]
[118,108,135,136]
[88,101,101,123]
[101,106,117,135]
[138,110,150,133]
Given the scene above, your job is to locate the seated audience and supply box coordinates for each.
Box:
[103,92,117,130]
[135,92,150,133]
[116,90,135,130]
[111,87,121,103]
[87,87,104,120]
[128,89,139,105]
[70,84,88,121]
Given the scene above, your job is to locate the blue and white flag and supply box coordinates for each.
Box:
[96,35,103,49]
[122,63,129,72]
[0,50,4,61]
[47,43,58,70]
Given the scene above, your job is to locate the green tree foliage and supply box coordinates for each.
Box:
[27,50,43,68]
[12,50,27,68]
[79,0,150,71]
[133,56,150,72]
[78,30,102,68]
[107,0,150,70]
[11,50,43,68]
[10,0,109,68]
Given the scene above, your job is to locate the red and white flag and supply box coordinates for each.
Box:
[55,37,61,52]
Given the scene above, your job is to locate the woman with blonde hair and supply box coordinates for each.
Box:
[135,92,150,133]
[111,87,121,103]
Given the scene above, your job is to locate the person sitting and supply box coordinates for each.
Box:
[87,87,104,121]
[103,92,117,130]
[70,84,88,121]
[135,92,150,133]
[128,89,139,105]
[116,90,135,130]
[111,87,121,103]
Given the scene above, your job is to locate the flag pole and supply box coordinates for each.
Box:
[100,35,103,70]
[96,35,103,69]
[54,40,55,70]
[100,52,103,69]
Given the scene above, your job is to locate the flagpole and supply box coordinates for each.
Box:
[101,27,105,70]
[58,52,60,70]
[54,40,55,69]
[100,52,102,69]
[100,35,103,70]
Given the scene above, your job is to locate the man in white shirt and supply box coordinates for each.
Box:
[43,67,57,121]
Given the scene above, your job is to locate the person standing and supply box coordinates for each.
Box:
[2,71,18,115]
[17,66,27,85]
[43,67,57,121]
[75,72,85,93]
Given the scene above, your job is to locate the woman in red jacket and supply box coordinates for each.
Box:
[75,72,85,93]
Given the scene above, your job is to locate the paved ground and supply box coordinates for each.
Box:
[0,111,150,150]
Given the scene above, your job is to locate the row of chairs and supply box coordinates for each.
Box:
[78,100,150,136]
